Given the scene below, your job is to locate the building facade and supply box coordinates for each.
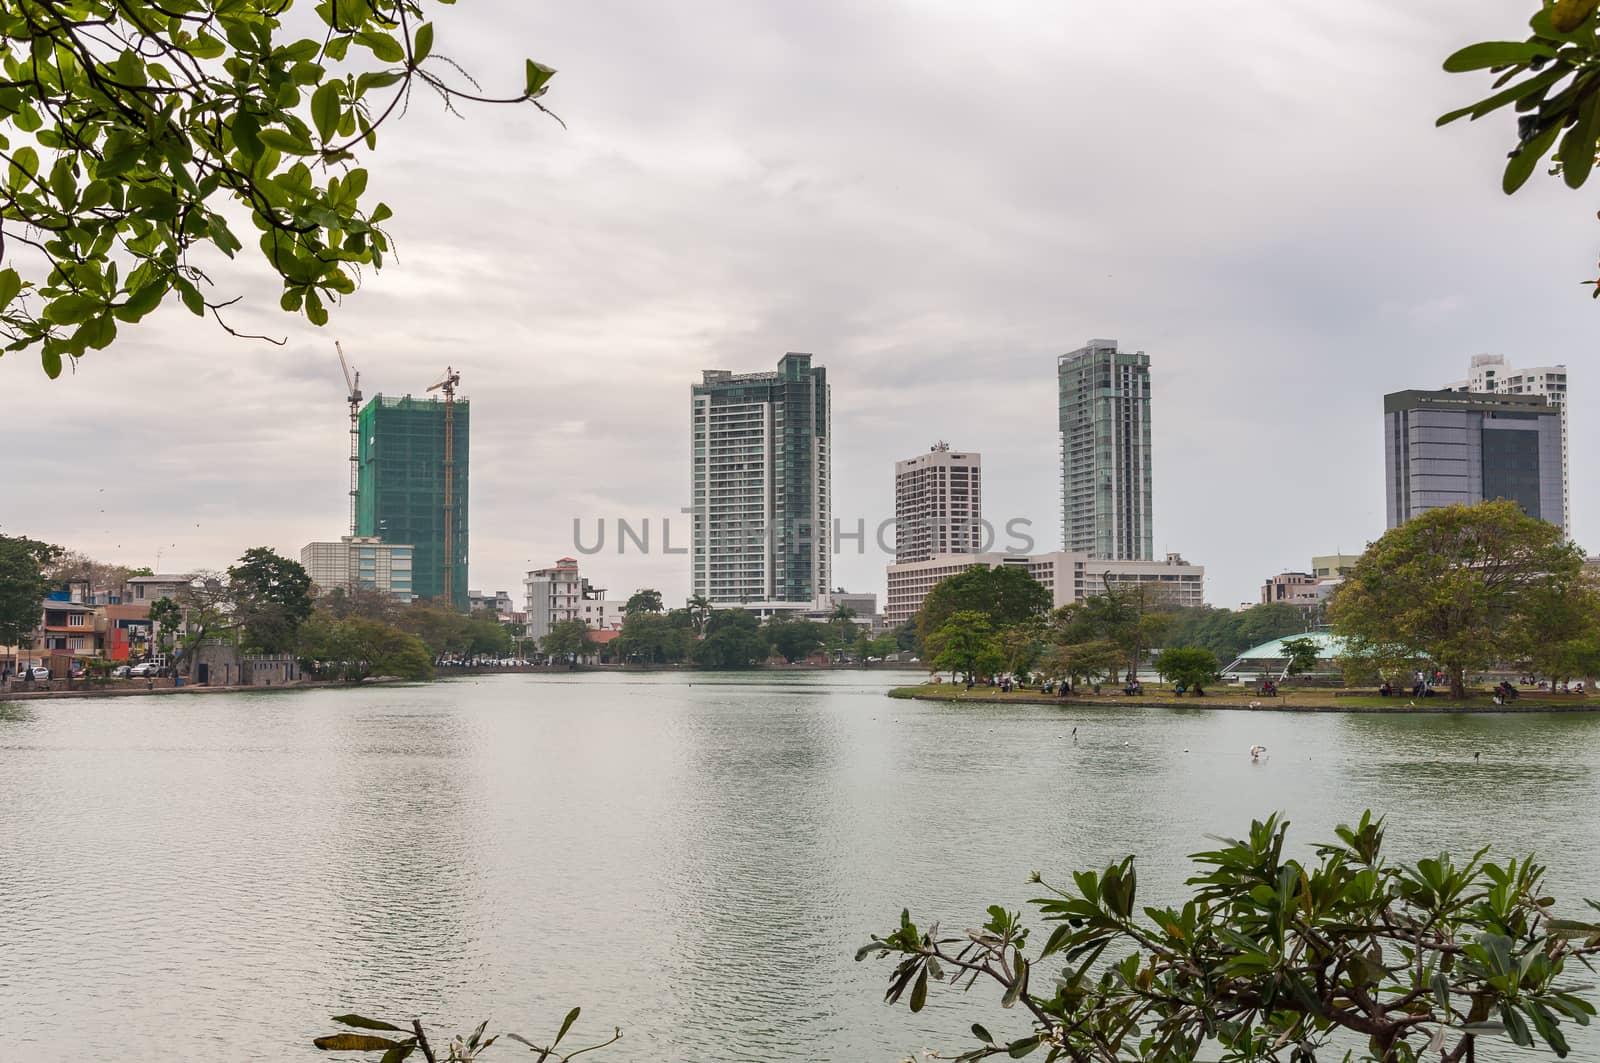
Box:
[894,443,982,563]
[884,550,1203,627]
[1384,389,1564,529]
[690,353,830,610]
[356,393,470,610]
[1311,554,1361,579]
[1447,354,1569,524]
[1058,339,1153,560]
[301,536,415,603]
[524,558,626,642]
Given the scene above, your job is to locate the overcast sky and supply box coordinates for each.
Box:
[1,0,1594,610]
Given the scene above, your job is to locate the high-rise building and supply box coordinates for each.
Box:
[1384,389,1563,529]
[690,353,830,610]
[894,443,983,563]
[355,393,470,610]
[1058,339,1153,560]
[1446,354,1570,529]
[300,536,415,603]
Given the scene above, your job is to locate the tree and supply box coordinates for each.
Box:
[686,593,712,634]
[0,533,59,661]
[1154,645,1220,695]
[859,812,1600,1063]
[1039,638,1122,691]
[1514,574,1600,684]
[927,610,1004,681]
[994,619,1044,680]
[1329,501,1586,698]
[1161,603,1309,663]
[625,588,664,615]
[463,608,512,656]
[0,0,557,376]
[320,585,400,625]
[892,617,918,653]
[40,548,133,597]
[298,614,431,683]
[614,609,691,664]
[148,595,182,655]
[691,608,767,669]
[1050,581,1175,684]
[916,565,1051,650]
[826,602,857,656]
[227,546,312,653]
[540,618,591,660]
[766,616,824,663]
[1280,635,1322,678]
[1440,2,1600,295]
[395,599,467,657]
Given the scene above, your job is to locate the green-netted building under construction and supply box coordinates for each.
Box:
[355,393,469,611]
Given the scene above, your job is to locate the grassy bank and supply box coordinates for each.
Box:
[887,683,1597,714]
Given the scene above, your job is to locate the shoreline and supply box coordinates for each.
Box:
[887,685,1600,715]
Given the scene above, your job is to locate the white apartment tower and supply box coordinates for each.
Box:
[690,353,830,610]
[1447,354,1570,527]
[894,443,983,563]
[524,558,626,642]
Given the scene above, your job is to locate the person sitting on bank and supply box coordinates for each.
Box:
[1379,681,1393,697]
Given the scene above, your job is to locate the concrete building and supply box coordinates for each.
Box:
[1311,554,1361,579]
[884,551,1203,627]
[1384,390,1564,529]
[1058,339,1153,560]
[301,536,415,603]
[125,573,196,604]
[894,443,982,563]
[356,392,469,610]
[1261,572,1329,608]
[1447,354,1569,523]
[524,558,626,642]
[690,352,830,611]
[467,589,516,618]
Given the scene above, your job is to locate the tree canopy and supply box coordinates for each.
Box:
[1329,501,1590,698]
[927,609,1004,681]
[227,546,312,653]
[0,0,557,375]
[1153,645,1219,693]
[0,533,60,656]
[298,613,430,682]
[625,588,664,615]
[691,608,766,669]
[860,812,1600,1063]
[539,618,591,660]
[916,565,1051,650]
[1441,1,1600,294]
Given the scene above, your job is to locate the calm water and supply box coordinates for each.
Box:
[2,671,1599,1062]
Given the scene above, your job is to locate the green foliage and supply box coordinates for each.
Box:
[1039,638,1122,689]
[298,613,431,682]
[916,566,1051,650]
[463,609,512,657]
[0,533,60,650]
[313,1006,619,1060]
[625,588,664,615]
[859,812,1600,1063]
[228,546,313,653]
[1048,581,1174,683]
[1163,603,1309,662]
[613,608,692,664]
[148,595,181,652]
[692,608,767,669]
[766,616,825,663]
[927,610,1004,680]
[892,617,918,653]
[1440,2,1600,293]
[1329,501,1589,697]
[1153,645,1220,692]
[1280,635,1322,677]
[539,618,591,660]
[0,0,557,375]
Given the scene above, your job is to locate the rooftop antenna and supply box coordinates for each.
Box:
[335,341,363,537]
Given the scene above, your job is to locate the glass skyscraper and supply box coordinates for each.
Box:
[1383,389,1563,529]
[1057,339,1153,560]
[691,353,830,608]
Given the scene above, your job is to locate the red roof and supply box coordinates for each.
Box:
[585,629,621,644]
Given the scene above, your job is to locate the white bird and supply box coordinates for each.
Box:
[1249,744,1267,761]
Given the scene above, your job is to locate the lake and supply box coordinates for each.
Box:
[2,670,1598,1061]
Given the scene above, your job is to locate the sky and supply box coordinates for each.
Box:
[1,0,1595,611]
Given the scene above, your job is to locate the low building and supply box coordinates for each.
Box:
[525,558,626,642]
[1262,572,1322,607]
[468,589,517,619]
[1311,554,1361,579]
[884,551,1204,627]
[125,573,196,604]
[300,536,415,602]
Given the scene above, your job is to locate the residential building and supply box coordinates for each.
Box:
[524,558,627,642]
[1383,389,1564,529]
[125,573,196,604]
[467,589,516,618]
[300,536,416,603]
[356,392,470,610]
[690,352,830,611]
[884,550,1203,627]
[894,443,983,563]
[1261,572,1327,608]
[1058,339,1153,560]
[1447,354,1570,523]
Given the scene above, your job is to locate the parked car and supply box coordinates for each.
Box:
[128,661,159,677]
[17,666,50,681]
[111,665,131,678]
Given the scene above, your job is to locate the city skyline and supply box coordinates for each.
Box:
[0,1,1592,611]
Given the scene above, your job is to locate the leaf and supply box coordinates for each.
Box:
[379,1045,415,1063]
[909,966,929,1012]
[554,1006,580,1046]
[1552,0,1600,33]
[259,128,315,156]
[1442,41,1557,73]
[331,1014,405,1031]
[313,1033,403,1050]
[972,1023,994,1044]
[1559,89,1600,189]
[312,82,342,143]
[0,268,22,310]
[1007,1035,1042,1058]
[41,347,61,379]
[413,23,433,63]
[1504,120,1562,193]
[525,59,557,96]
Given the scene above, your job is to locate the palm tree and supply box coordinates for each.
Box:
[687,594,712,634]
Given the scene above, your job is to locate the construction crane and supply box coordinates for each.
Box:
[426,365,461,606]
[335,341,362,537]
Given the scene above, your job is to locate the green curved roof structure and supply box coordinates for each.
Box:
[1222,631,1347,673]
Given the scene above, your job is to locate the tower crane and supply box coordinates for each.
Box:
[335,341,362,537]
[426,366,461,605]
